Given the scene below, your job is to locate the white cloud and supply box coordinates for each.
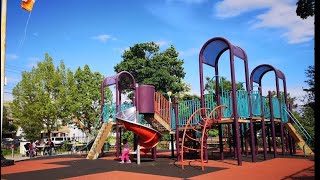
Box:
[6,54,19,60]
[155,40,170,47]
[214,0,314,44]
[33,32,39,37]
[179,47,199,57]
[92,34,112,42]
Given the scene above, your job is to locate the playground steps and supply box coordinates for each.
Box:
[144,113,172,133]
[284,123,313,155]
[86,122,114,160]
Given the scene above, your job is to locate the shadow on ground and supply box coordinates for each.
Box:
[1,155,227,179]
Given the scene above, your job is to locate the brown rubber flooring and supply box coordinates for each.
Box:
[1,150,315,180]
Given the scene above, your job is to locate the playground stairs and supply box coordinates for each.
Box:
[284,123,313,156]
[144,113,172,133]
[86,122,114,160]
[152,92,174,134]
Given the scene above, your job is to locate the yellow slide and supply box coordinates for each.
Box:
[285,123,313,156]
[86,122,114,160]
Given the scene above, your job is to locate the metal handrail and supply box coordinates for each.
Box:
[283,107,313,149]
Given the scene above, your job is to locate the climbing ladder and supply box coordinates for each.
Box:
[181,105,226,171]
[283,108,313,156]
[86,121,114,160]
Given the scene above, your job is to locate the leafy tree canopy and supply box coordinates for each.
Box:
[303,65,314,110]
[296,0,315,19]
[114,42,186,95]
[10,53,112,140]
[205,76,244,95]
[2,104,18,134]
[70,65,112,133]
[11,53,66,141]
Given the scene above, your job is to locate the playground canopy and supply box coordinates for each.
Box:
[199,37,247,67]
[250,64,286,86]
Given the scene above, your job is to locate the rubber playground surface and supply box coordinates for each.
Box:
[1,150,315,180]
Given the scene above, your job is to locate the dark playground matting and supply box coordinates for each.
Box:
[1,155,227,179]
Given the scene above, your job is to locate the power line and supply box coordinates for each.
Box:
[5,69,23,74]
[5,64,28,70]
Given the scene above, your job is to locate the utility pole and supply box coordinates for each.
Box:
[1,0,8,142]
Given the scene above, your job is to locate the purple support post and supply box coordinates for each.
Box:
[268,91,278,158]
[132,96,138,159]
[245,124,248,156]
[174,96,180,161]
[279,118,285,156]
[215,70,224,161]
[229,53,242,166]
[152,146,157,160]
[253,123,258,155]
[116,84,120,157]
[275,78,285,156]
[170,134,174,158]
[228,124,232,154]
[259,87,267,160]
[232,124,237,159]
[279,115,285,155]
[240,124,244,154]
[218,124,224,160]
[267,125,272,152]
[289,103,296,154]
[285,130,289,152]
[244,53,256,162]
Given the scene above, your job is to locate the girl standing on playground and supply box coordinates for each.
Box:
[120,139,131,164]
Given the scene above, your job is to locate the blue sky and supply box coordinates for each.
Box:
[4,0,314,105]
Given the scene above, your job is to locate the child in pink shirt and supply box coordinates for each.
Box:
[120,139,131,163]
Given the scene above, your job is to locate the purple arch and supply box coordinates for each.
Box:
[101,71,136,106]
[198,37,255,166]
[250,64,287,104]
[101,71,136,157]
[250,64,288,156]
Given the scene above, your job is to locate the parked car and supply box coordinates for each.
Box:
[1,138,20,148]
[51,137,71,146]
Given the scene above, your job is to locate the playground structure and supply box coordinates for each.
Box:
[81,37,313,171]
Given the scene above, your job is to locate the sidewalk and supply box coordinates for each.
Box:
[4,152,71,162]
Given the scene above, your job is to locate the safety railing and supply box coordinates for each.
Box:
[283,107,314,154]
[154,92,171,126]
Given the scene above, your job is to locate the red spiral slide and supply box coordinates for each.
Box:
[116,108,161,153]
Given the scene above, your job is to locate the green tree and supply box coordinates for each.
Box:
[299,106,314,139]
[179,94,200,101]
[114,42,186,95]
[70,65,112,133]
[303,65,314,111]
[2,104,17,134]
[297,65,315,141]
[11,53,68,141]
[296,0,315,19]
[205,76,244,95]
